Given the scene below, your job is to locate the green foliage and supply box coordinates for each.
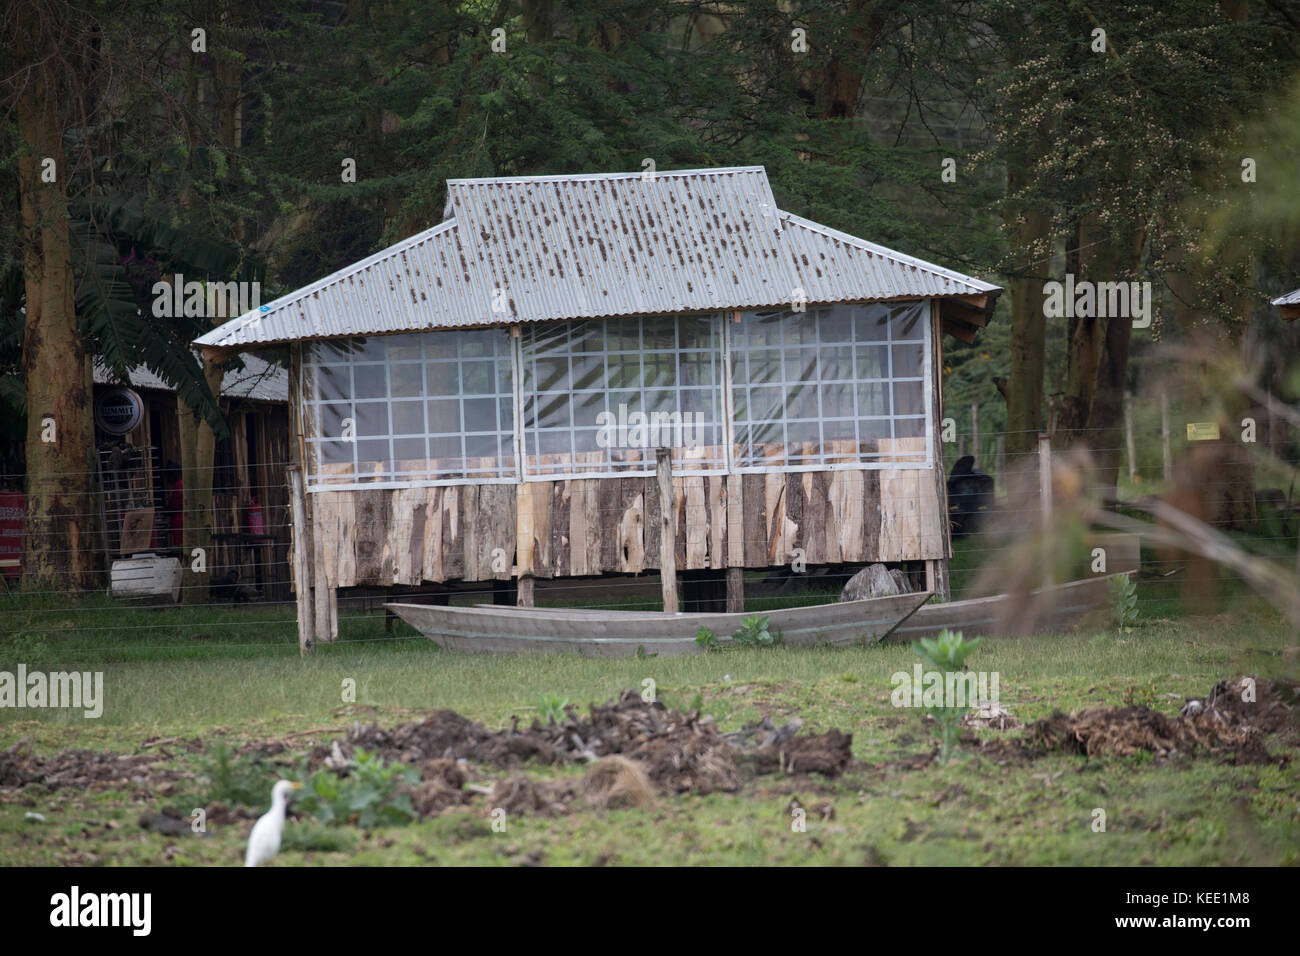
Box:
[732,615,780,648]
[1122,680,1159,710]
[195,742,280,808]
[694,627,719,651]
[536,692,570,725]
[1110,575,1140,630]
[912,629,981,764]
[914,629,982,673]
[294,747,418,828]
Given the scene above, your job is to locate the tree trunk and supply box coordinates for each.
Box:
[1055,214,1107,446]
[177,356,225,604]
[17,64,98,592]
[1002,140,1051,466]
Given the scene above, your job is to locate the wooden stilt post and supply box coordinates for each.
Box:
[287,465,314,656]
[1038,432,1053,524]
[1038,432,1053,589]
[1124,393,1137,486]
[329,587,338,641]
[657,448,678,613]
[725,566,744,612]
[925,559,951,602]
[517,574,535,607]
[313,510,330,644]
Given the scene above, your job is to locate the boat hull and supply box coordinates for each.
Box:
[886,574,1125,642]
[387,591,932,657]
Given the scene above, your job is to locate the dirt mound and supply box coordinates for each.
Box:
[1184,677,1298,733]
[307,690,845,809]
[0,739,168,790]
[488,774,574,817]
[743,729,854,776]
[341,710,500,764]
[1026,676,1296,763]
[581,756,654,809]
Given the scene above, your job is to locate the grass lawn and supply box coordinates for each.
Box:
[0,582,1297,866]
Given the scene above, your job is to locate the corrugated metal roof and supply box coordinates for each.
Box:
[195,166,999,351]
[94,354,288,402]
[1272,289,1300,306]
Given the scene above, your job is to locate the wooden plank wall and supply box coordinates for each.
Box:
[310,444,945,587]
[304,305,952,588]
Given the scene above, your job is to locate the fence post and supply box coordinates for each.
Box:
[1161,390,1172,481]
[656,448,678,613]
[1124,393,1138,486]
[287,465,314,656]
[1038,432,1052,524]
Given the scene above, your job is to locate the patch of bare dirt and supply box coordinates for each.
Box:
[0,739,178,790]
[1024,676,1297,764]
[309,690,844,798]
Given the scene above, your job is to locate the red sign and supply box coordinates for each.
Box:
[0,492,23,578]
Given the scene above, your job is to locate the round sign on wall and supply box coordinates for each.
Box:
[95,387,144,435]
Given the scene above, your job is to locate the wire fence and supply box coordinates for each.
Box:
[1,418,1297,652]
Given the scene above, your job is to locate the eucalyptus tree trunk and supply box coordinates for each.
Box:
[14,14,99,592]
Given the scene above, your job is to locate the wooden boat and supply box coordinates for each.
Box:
[884,574,1126,643]
[386,591,932,657]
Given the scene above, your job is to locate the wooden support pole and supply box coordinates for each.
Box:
[517,574,535,608]
[657,448,678,613]
[1038,432,1053,524]
[329,586,338,641]
[1038,432,1053,589]
[970,402,980,468]
[925,559,951,602]
[725,566,744,612]
[313,512,330,644]
[287,465,314,656]
[995,434,1006,492]
[1124,393,1137,486]
[1161,390,1172,482]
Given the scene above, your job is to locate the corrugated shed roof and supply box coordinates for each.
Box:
[93,354,288,402]
[195,166,999,351]
[1271,289,1300,306]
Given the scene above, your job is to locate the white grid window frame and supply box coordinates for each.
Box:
[296,301,936,492]
[728,301,933,473]
[301,330,517,491]
[518,315,726,480]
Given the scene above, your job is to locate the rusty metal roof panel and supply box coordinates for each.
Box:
[195,166,999,351]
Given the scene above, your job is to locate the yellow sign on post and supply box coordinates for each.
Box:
[1186,422,1220,441]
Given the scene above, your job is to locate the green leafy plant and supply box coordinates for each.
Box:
[1122,680,1159,709]
[912,628,982,764]
[1109,574,1139,630]
[694,627,719,651]
[732,615,780,648]
[294,747,418,828]
[194,741,281,807]
[536,692,570,724]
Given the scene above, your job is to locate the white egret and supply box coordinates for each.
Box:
[244,780,302,867]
